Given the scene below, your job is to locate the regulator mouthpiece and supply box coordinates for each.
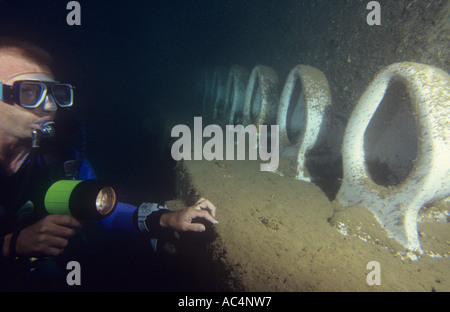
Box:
[44,180,117,220]
[40,121,55,138]
[32,121,55,148]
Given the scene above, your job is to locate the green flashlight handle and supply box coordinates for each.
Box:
[44,180,82,215]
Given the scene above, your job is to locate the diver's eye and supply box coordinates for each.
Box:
[19,83,43,106]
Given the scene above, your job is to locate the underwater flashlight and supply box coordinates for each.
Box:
[44,180,117,220]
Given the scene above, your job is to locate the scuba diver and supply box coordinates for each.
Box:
[0,38,218,290]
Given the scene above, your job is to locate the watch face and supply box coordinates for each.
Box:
[139,203,157,215]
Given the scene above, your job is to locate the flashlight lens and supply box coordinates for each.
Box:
[95,186,116,215]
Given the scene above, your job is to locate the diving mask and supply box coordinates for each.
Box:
[0,79,74,108]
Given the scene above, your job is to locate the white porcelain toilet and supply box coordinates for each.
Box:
[276,65,332,181]
[243,65,279,126]
[224,65,249,124]
[199,66,227,119]
[337,62,450,253]
[200,66,215,114]
[212,66,228,119]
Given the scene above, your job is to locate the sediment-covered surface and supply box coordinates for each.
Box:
[172,158,449,292]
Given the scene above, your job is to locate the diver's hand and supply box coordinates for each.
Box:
[160,198,218,232]
[12,215,81,257]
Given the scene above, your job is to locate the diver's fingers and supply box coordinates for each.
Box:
[190,209,218,226]
[182,222,206,232]
[195,197,206,205]
[195,198,217,218]
[184,209,218,232]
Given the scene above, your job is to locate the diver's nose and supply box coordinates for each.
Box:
[42,94,57,111]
